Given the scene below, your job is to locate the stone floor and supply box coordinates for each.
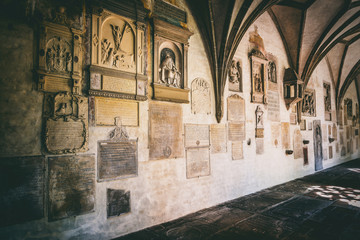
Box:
[115,159,360,240]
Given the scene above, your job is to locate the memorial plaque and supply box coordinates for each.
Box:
[256,138,264,154]
[336,143,339,153]
[191,78,211,115]
[323,148,328,160]
[271,123,281,147]
[232,141,243,160]
[98,140,137,181]
[302,89,316,117]
[340,132,344,144]
[303,147,309,165]
[267,91,280,122]
[185,124,210,148]
[308,122,313,131]
[322,124,328,142]
[95,97,138,126]
[102,76,136,94]
[281,122,290,149]
[48,155,95,221]
[293,129,303,159]
[300,119,306,131]
[227,95,245,122]
[228,122,245,141]
[329,146,333,159]
[186,147,210,178]
[90,72,101,90]
[313,120,323,171]
[0,156,44,227]
[46,117,87,154]
[149,102,183,160]
[255,105,264,138]
[210,124,227,153]
[332,123,337,140]
[290,113,297,125]
[107,189,130,218]
[347,141,350,153]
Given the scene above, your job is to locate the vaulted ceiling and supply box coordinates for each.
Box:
[185,0,360,122]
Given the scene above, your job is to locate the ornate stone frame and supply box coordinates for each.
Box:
[250,55,268,104]
[152,18,193,103]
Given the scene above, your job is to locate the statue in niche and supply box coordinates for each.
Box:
[323,83,331,112]
[46,37,72,73]
[159,48,181,88]
[268,61,276,83]
[254,70,263,93]
[256,105,264,128]
[302,90,316,117]
[345,99,352,118]
[229,60,241,84]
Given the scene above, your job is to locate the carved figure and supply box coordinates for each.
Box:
[268,61,276,83]
[255,105,264,128]
[324,83,331,112]
[159,53,181,87]
[110,117,129,141]
[254,72,263,93]
[302,91,315,116]
[229,60,241,83]
[345,99,352,117]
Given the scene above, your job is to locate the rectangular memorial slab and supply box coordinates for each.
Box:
[228,122,245,141]
[329,146,333,159]
[149,102,183,160]
[256,139,264,154]
[300,119,306,131]
[232,141,243,160]
[303,147,309,165]
[271,123,281,147]
[227,95,245,122]
[0,156,44,227]
[98,140,138,181]
[186,147,210,178]
[107,189,130,218]
[281,122,290,149]
[267,91,280,122]
[48,155,95,221]
[184,124,210,148]
[210,124,227,153]
[322,124,328,142]
[313,120,323,171]
[294,129,303,159]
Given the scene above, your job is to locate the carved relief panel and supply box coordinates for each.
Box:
[250,56,267,104]
[90,8,147,101]
[255,105,264,138]
[191,78,211,115]
[323,82,331,121]
[38,22,83,93]
[302,89,316,117]
[228,59,242,92]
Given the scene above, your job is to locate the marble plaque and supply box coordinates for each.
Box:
[303,147,309,165]
[271,123,281,147]
[232,141,243,160]
[107,189,130,218]
[210,124,227,153]
[191,78,211,115]
[300,119,306,131]
[313,120,323,171]
[48,155,95,221]
[0,156,44,227]
[267,91,280,122]
[332,123,337,140]
[329,146,333,159]
[322,124,328,142]
[46,117,87,154]
[95,97,138,126]
[98,140,137,181]
[102,76,136,94]
[290,113,297,125]
[293,129,303,159]
[308,122,313,131]
[256,138,264,154]
[281,122,290,149]
[149,102,183,160]
[227,95,245,122]
[228,122,245,141]
[185,124,210,148]
[186,147,210,178]
[341,146,346,156]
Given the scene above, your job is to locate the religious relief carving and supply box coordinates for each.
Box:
[268,61,277,83]
[255,105,264,138]
[159,48,181,87]
[46,37,72,73]
[191,78,211,115]
[344,98,352,119]
[313,120,323,171]
[228,59,242,92]
[302,89,316,117]
[324,82,331,121]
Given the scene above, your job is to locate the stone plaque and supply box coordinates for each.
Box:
[90,72,101,90]
[267,91,280,122]
[256,138,264,154]
[341,146,346,156]
[323,148,328,160]
[102,76,136,94]
[328,125,332,136]
[281,122,290,149]
[0,156,44,227]
[300,119,306,131]
[228,122,245,141]
[184,124,210,148]
[324,82,332,121]
[210,124,227,153]
[46,117,87,154]
[98,140,137,181]
[149,102,183,160]
[191,78,211,115]
[340,132,344,144]
[186,147,210,178]
[271,123,281,147]
[313,120,323,171]
[293,129,303,159]
[48,155,95,221]
[322,124,328,142]
[227,95,245,122]
[107,189,130,218]
[250,55,267,104]
[336,143,339,153]
[255,105,264,138]
[329,146,333,159]
[290,113,297,125]
[232,141,243,160]
[308,122,313,130]
[332,123,337,140]
[303,147,309,165]
[95,97,138,126]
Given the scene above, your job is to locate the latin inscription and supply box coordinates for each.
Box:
[232,141,243,160]
[228,122,245,141]
[210,124,227,153]
[184,124,210,148]
[186,147,210,178]
[267,91,280,122]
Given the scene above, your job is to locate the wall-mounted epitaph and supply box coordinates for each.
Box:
[323,82,332,121]
[191,78,211,115]
[345,98,352,119]
[300,119,306,130]
[227,95,245,122]
[302,89,316,117]
[149,102,183,160]
[271,123,281,147]
[210,124,227,153]
[293,129,303,159]
[281,122,290,149]
[0,156,44,227]
[322,124,328,143]
[107,189,130,218]
[90,6,148,101]
[313,120,323,171]
[48,155,95,221]
[232,141,243,160]
[186,147,210,178]
[184,124,210,148]
[256,139,264,154]
[303,147,309,165]
[228,59,242,92]
[228,123,245,141]
[152,18,193,103]
[98,119,137,181]
[329,146,333,159]
[45,92,88,154]
[267,91,280,122]
[267,53,278,91]
[255,105,264,138]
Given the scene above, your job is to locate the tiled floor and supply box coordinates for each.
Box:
[115,159,360,240]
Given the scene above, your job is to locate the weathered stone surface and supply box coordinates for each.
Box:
[227,95,245,122]
[228,122,245,141]
[294,129,303,159]
[313,120,323,171]
[184,124,210,148]
[186,147,210,178]
[271,123,281,147]
[107,189,130,218]
[191,78,211,115]
[267,90,280,122]
[210,124,227,153]
[281,122,290,149]
[256,138,264,154]
[232,141,243,160]
[0,156,44,227]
